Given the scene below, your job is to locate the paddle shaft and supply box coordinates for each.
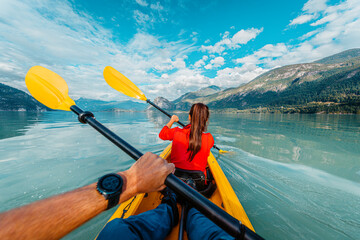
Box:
[146,99,222,152]
[70,105,262,240]
[178,203,187,240]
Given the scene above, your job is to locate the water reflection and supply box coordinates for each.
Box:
[0,112,43,140]
[146,110,189,128]
[209,113,360,182]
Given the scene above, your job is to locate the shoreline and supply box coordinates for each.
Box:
[1,108,359,115]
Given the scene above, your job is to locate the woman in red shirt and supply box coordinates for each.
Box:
[159,103,214,190]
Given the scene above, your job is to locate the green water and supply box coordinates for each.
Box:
[0,111,359,240]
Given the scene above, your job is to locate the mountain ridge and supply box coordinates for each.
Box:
[169,48,360,114]
[0,85,147,112]
[0,83,49,111]
[1,49,359,114]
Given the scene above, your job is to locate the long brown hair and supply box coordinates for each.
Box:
[188,103,210,161]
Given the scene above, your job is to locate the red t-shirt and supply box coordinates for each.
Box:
[159,125,214,172]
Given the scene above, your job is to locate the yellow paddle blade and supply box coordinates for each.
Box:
[219,149,230,154]
[103,66,147,101]
[25,66,75,111]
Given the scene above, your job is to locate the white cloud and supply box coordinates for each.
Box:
[289,0,339,27]
[135,0,148,7]
[288,0,329,26]
[172,58,187,69]
[211,57,225,67]
[161,73,169,79]
[150,2,164,11]
[299,30,319,40]
[201,28,263,54]
[204,57,224,70]
[289,14,316,26]
[221,31,230,38]
[152,0,360,98]
[194,59,205,68]
[235,43,288,66]
[148,68,208,98]
[2,0,359,102]
[133,1,167,28]
[154,59,174,71]
[133,10,152,26]
[311,13,338,26]
[211,64,267,88]
[204,64,213,70]
[244,0,360,70]
[236,42,324,69]
[0,62,18,73]
[193,55,210,68]
[190,31,198,41]
[303,0,328,13]
[232,28,263,45]
[127,32,161,53]
[202,42,226,55]
[0,0,195,101]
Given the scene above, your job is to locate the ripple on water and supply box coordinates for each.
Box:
[1,112,360,240]
[217,147,360,240]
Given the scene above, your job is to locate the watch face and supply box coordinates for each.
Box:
[101,175,121,192]
[97,173,123,209]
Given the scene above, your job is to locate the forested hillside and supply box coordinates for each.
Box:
[172,48,360,114]
[0,83,48,111]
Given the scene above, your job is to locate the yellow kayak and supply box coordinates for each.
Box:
[100,143,255,239]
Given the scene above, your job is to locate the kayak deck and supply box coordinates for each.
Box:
[103,144,254,239]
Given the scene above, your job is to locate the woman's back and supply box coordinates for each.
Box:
[159,124,214,172]
[159,103,214,173]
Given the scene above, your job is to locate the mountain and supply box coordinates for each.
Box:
[173,85,221,104]
[172,85,221,110]
[314,48,360,64]
[173,48,360,114]
[0,83,48,111]
[76,98,147,111]
[0,83,146,112]
[147,97,174,111]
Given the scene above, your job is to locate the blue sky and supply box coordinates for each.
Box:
[0,0,359,101]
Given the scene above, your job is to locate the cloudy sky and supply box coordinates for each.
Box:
[0,0,359,101]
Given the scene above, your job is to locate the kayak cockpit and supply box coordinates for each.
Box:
[99,143,254,240]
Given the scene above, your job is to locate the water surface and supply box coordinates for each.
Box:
[0,111,359,239]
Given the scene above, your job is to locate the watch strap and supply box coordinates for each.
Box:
[107,194,120,210]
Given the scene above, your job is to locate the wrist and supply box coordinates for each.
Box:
[96,173,124,210]
[117,170,137,203]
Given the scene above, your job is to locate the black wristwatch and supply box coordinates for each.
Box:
[97,173,123,210]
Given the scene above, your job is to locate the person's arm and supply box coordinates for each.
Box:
[166,115,179,128]
[159,115,179,141]
[0,152,174,240]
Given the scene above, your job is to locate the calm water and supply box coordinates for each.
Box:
[0,111,359,240]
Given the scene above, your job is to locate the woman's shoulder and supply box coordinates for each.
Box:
[203,132,214,139]
[202,132,214,147]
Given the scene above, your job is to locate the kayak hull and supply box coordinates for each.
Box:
[101,143,254,239]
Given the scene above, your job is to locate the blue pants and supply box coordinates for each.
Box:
[97,203,234,240]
